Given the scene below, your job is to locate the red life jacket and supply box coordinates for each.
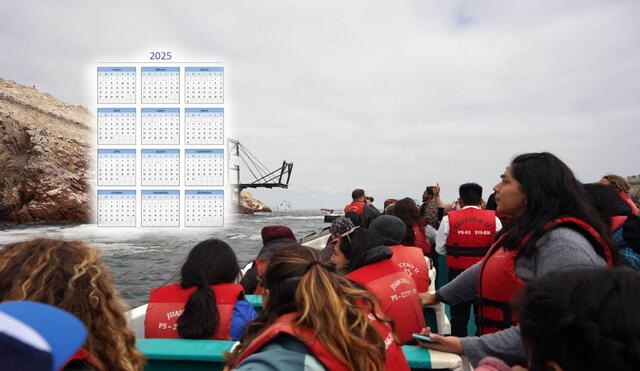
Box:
[232,312,410,371]
[620,192,639,215]
[64,348,106,371]
[611,215,628,232]
[495,211,513,224]
[445,208,496,270]
[476,216,614,335]
[344,201,365,214]
[347,259,426,343]
[144,283,243,339]
[388,244,430,292]
[412,223,432,255]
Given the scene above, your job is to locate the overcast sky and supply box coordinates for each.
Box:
[2,0,638,210]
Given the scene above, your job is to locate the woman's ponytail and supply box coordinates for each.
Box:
[177,239,240,339]
[177,284,219,339]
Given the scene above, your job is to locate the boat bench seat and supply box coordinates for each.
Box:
[136,338,465,370]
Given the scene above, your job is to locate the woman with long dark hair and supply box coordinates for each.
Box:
[225,244,409,370]
[392,197,432,256]
[418,153,616,366]
[145,239,257,340]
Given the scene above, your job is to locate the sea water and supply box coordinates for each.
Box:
[0,210,327,307]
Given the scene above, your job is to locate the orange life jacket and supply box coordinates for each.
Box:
[347,259,426,343]
[476,217,613,335]
[445,208,496,270]
[64,348,106,371]
[344,201,365,214]
[412,223,432,255]
[232,312,410,371]
[144,283,243,339]
[388,244,430,292]
[611,215,628,232]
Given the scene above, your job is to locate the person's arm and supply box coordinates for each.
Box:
[436,261,480,305]
[363,203,382,218]
[459,326,525,367]
[416,325,524,368]
[432,183,454,212]
[435,216,449,255]
[229,300,258,341]
[421,261,481,306]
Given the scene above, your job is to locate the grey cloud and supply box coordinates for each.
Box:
[1,0,638,208]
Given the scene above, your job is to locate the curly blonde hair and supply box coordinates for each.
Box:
[0,238,145,371]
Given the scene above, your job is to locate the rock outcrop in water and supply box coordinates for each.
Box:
[0,78,91,224]
[238,189,272,214]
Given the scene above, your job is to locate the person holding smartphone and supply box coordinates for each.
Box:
[416,153,616,367]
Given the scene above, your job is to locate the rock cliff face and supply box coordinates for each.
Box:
[0,78,91,224]
[238,189,272,214]
[0,78,273,223]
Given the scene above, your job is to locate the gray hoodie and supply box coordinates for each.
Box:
[436,227,607,366]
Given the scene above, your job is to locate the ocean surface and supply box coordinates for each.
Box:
[0,210,327,308]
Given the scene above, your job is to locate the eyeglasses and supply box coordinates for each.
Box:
[339,226,360,244]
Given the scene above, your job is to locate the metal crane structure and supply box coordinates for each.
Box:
[228,139,293,208]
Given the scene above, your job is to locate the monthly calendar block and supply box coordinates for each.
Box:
[141,108,180,145]
[98,149,136,186]
[185,108,224,145]
[98,190,136,227]
[96,62,228,228]
[141,149,180,186]
[185,149,224,186]
[142,67,180,104]
[142,190,180,227]
[185,190,224,227]
[97,108,136,145]
[185,67,224,104]
[98,67,136,104]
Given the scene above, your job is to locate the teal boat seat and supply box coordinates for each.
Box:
[245,294,263,310]
[137,338,442,370]
[137,338,234,371]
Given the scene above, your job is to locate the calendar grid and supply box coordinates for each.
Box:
[96,62,227,228]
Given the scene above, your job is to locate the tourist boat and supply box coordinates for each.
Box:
[129,293,467,371]
[128,227,468,370]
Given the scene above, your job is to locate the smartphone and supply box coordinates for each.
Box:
[412,333,436,343]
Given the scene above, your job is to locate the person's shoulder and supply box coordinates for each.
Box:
[541,226,591,246]
[233,298,258,320]
[234,334,325,371]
